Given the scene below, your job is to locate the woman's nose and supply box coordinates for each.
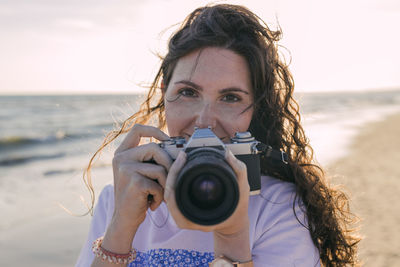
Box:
[194,103,217,129]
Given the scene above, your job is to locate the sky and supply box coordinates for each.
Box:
[0,0,399,95]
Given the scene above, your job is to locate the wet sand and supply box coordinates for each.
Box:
[327,112,400,266]
[0,164,112,267]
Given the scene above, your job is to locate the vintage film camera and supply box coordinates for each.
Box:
[159,127,263,225]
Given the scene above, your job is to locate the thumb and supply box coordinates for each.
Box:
[164,151,186,200]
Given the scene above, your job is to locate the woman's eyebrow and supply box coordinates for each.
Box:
[175,80,249,95]
[219,88,250,95]
[175,80,202,90]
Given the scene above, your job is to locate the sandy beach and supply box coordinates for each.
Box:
[1,111,399,267]
[0,163,113,267]
[327,112,400,266]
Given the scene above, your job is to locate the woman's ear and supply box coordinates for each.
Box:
[161,80,166,91]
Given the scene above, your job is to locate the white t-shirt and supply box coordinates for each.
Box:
[76,176,320,266]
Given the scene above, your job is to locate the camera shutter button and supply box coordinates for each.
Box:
[232,132,254,143]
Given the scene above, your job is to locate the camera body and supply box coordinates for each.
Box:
[159,127,262,225]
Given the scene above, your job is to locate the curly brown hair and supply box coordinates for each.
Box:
[84,4,360,266]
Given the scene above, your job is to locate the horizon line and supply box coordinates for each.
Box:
[1,86,400,96]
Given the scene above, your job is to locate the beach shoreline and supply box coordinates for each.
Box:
[327,112,400,266]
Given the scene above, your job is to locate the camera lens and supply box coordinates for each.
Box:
[189,174,225,209]
[175,147,239,225]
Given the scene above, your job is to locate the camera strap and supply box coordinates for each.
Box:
[256,143,289,165]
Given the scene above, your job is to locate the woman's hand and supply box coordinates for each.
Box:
[164,149,252,262]
[100,124,172,255]
[164,149,251,235]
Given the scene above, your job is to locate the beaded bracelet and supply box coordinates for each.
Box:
[92,236,137,264]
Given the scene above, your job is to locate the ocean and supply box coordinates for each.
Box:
[0,94,143,169]
[0,90,400,231]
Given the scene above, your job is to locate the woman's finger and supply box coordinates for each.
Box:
[131,173,165,211]
[115,124,170,154]
[164,151,186,201]
[115,142,173,172]
[225,149,249,188]
[120,162,168,189]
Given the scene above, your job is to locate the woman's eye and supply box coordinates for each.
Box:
[221,94,241,102]
[178,88,197,97]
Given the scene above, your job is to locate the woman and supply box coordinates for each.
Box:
[76,4,359,266]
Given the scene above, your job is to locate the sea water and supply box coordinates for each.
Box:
[0,90,400,231]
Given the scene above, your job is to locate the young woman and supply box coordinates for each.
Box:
[76,4,359,266]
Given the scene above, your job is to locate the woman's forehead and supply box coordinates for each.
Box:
[170,47,252,93]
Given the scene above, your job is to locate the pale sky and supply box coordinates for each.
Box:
[0,0,399,95]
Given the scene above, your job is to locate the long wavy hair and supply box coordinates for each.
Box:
[84,4,360,266]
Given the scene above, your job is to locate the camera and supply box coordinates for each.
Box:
[160,127,262,226]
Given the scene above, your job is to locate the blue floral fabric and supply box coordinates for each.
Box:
[129,249,214,267]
